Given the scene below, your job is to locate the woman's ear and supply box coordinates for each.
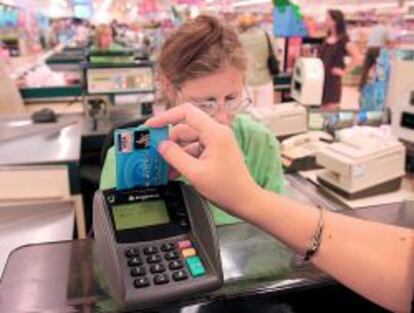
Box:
[159,74,177,103]
[159,73,179,109]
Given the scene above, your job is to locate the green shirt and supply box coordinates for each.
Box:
[100,114,285,225]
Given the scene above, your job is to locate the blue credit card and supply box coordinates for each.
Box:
[115,126,169,190]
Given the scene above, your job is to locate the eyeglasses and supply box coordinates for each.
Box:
[177,86,252,116]
[192,97,252,116]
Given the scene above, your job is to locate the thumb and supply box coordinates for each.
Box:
[158,140,200,179]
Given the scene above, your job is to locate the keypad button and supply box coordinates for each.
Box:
[181,248,196,258]
[169,260,184,270]
[143,246,158,255]
[146,254,161,264]
[128,257,143,267]
[172,270,188,282]
[125,248,140,258]
[130,266,146,277]
[134,277,150,288]
[186,256,206,277]
[167,200,179,209]
[175,209,187,217]
[150,263,166,274]
[177,240,192,250]
[164,251,179,261]
[161,243,175,252]
[154,273,169,285]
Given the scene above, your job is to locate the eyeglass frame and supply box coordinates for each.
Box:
[176,86,253,116]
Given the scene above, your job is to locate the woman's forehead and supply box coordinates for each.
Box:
[180,65,244,99]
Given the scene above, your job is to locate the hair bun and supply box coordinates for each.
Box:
[194,15,223,48]
[158,14,246,88]
[179,15,224,68]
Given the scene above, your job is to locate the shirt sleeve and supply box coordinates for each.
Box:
[210,115,286,226]
[99,146,116,190]
[247,130,286,195]
[234,115,286,195]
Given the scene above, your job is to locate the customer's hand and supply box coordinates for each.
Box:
[146,104,261,217]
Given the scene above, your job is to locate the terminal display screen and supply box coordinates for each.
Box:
[401,112,414,130]
[112,200,170,231]
[294,81,302,92]
[87,67,154,94]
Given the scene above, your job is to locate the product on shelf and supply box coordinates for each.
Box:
[17,64,80,88]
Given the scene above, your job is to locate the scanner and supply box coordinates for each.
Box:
[291,58,324,107]
[316,135,405,199]
[391,90,414,172]
[31,108,57,123]
[93,181,223,310]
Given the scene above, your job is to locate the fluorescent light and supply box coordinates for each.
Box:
[234,0,272,7]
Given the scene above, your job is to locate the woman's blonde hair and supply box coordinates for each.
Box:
[158,15,247,90]
[94,24,112,47]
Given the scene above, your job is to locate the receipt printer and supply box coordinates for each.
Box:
[291,58,324,106]
[248,102,307,138]
[316,137,406,199]
[281,131,333,172]
[93,181,223,309]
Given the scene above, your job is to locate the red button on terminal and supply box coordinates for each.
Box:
[177,240,192,250]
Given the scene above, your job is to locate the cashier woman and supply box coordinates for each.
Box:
[89,25,134,64]
[101,15,414,312]
[91,24,123,52]
[100,15,285,225]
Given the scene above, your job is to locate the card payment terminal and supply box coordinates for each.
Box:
[93,181,223,309]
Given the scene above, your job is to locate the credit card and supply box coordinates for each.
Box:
[115,126,169,190]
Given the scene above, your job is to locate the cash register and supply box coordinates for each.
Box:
[248,102,307,138]
[93,182,223,309]
[247,58,324,138]
[281,131,333,172]
[316,133,405,199]
[83,53,155,130]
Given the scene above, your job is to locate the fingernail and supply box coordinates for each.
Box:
[145,117,155,125]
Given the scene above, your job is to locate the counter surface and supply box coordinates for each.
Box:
[1,175,413,312]
[0,113,81,165]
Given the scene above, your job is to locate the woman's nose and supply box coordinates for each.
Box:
[213,109,231,125]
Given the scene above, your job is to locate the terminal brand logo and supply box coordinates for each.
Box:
[134,130,150,149]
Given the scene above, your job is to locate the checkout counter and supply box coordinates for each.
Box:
[0,48,155,277]
[0,173,413,312]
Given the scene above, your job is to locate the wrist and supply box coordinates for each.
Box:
[235,182,268,224]
[248,190,323,255]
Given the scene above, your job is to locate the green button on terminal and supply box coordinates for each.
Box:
[186,256,206,277]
